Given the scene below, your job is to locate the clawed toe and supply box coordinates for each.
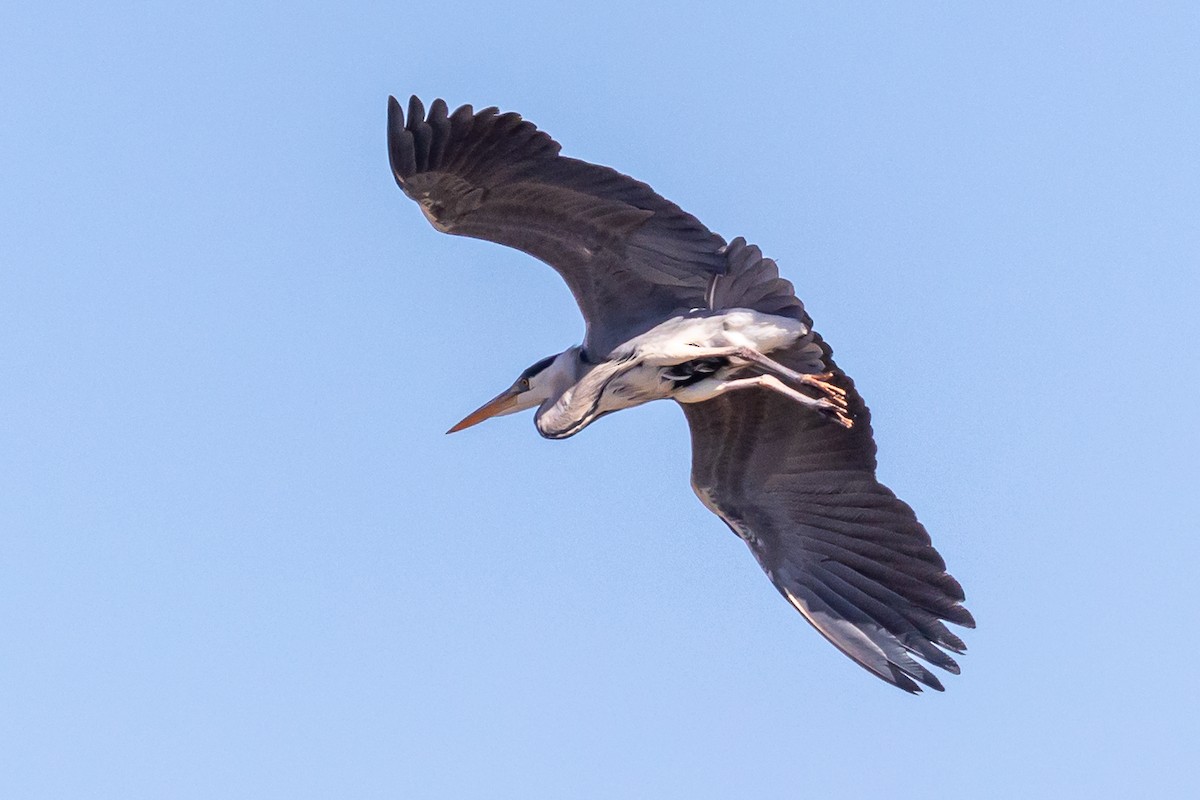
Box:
[816,396,853,429]
[801,372,848,399]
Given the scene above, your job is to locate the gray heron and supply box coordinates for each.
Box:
[388,95,973,693]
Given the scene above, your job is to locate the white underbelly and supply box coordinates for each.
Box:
[620,309,808,364]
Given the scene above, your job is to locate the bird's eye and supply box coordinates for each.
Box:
[519,378,530,390]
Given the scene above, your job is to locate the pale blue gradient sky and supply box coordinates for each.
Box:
[2,2,1198,798]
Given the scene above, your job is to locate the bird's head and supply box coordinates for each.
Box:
[447,347,583,434]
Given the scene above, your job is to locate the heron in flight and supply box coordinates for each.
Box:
[388,96,973,693]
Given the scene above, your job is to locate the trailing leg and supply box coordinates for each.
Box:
[667,345,846,400]
[674,374,853,428]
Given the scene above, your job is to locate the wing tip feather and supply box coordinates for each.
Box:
[387,95,415,184]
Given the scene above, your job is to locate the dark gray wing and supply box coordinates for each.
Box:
[682,245,973,693]
[388,95,727,357]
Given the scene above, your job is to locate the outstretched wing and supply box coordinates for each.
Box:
[388,95,728,357]
[682,246,973,693]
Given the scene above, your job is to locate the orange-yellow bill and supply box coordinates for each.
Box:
[446,388,520,434]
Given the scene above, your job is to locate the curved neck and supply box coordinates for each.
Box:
[534,358,627,439]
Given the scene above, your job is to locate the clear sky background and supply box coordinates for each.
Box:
[2,2,1198,798]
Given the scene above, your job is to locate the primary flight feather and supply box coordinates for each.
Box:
[388,95,973,693]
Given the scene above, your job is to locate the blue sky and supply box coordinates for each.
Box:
[2,2,1198,798]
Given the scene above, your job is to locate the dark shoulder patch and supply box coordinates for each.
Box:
[520,354,557,379]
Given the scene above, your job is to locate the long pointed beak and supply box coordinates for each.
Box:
[446,387,521,434]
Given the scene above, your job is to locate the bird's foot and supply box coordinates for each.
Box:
[789,372,851,428]
[795,372,847,399]
[812,395,853,429]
